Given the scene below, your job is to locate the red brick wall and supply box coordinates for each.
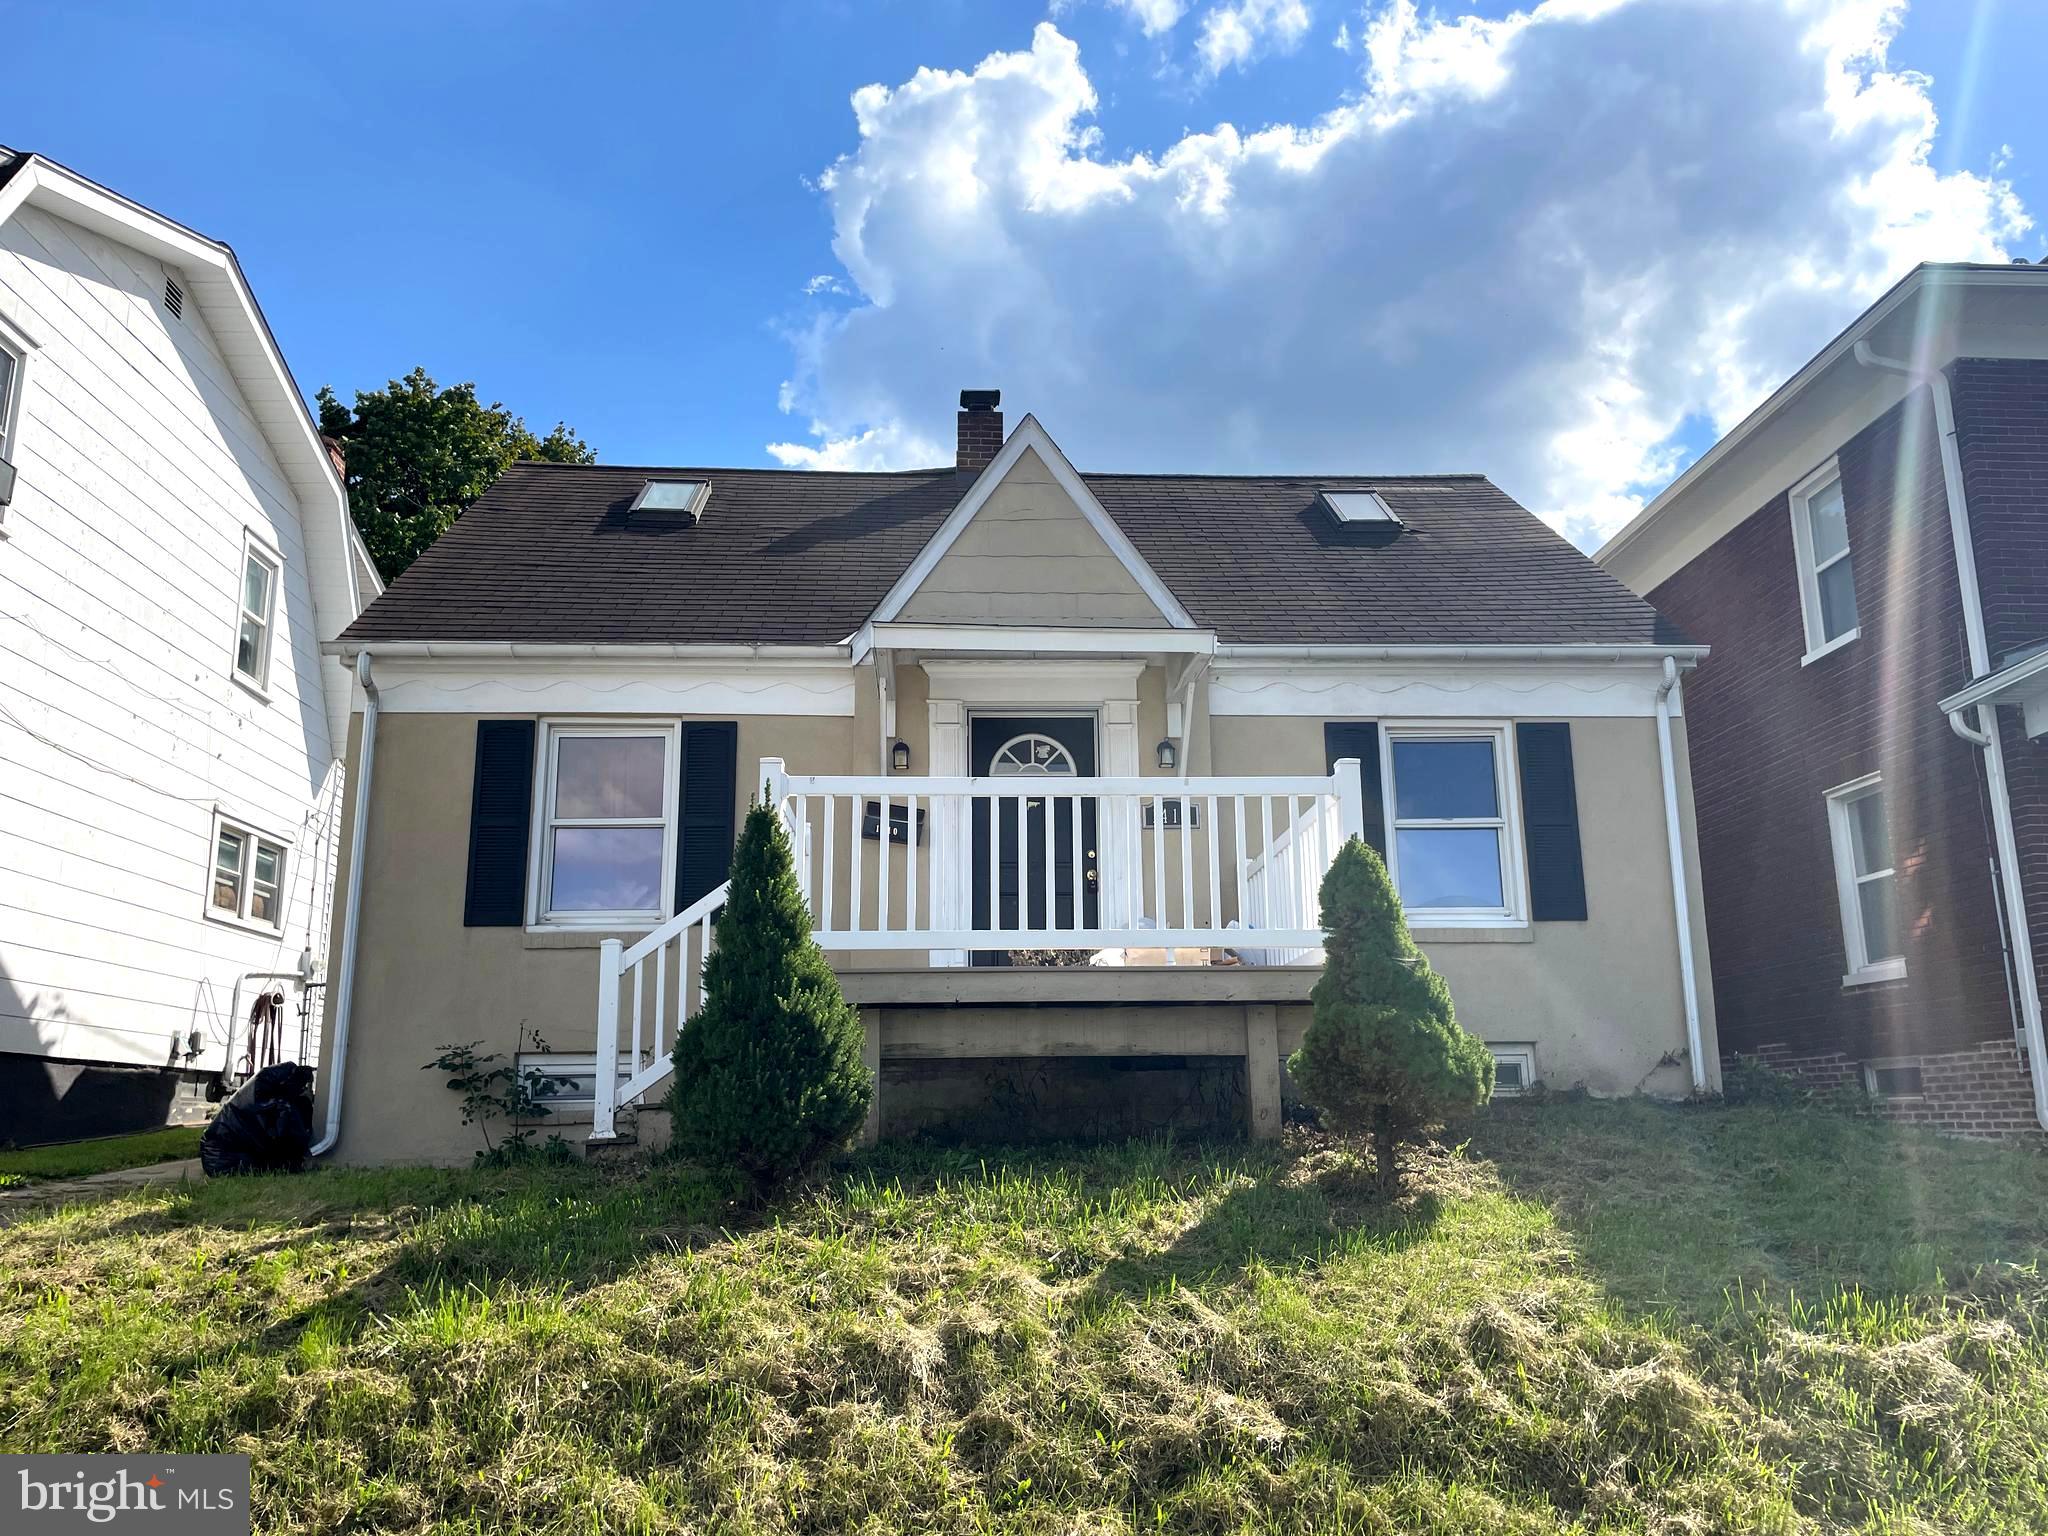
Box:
[1649,386,2016,1070]
[1742,1039,2039,1140]
[1951,357,2048,985]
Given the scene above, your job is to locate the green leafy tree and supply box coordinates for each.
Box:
[1288,837,1494,1197]
[667,801,872,1194]
[317,367,592,580]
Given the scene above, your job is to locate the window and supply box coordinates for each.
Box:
[1826,774,1905,984]
[208,815,287,931]
[515,1053,638,1108]
[628,479,709,518]
[532,723,678,926]
[1863,1059,1925,1101]
[1381,725,1524,924]
[233,534,280,691]
[1489,1046,1536,1098]
[0,329,24,518]
[1321,489,1400,525]
[1790,462,1860,660]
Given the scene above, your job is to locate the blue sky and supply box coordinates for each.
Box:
[6,0,2040,545]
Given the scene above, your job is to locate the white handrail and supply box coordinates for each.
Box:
[590,760,1367,1142]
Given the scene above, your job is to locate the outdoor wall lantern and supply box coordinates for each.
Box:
[891,739,912,772]
[1155,738,1177,771]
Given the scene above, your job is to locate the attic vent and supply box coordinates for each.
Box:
[1321,489,1399,525]
[628,478,708,520]
[163,275,184,319]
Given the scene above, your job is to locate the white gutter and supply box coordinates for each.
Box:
[1855,341,2048,1131]
[1212,643,1710,664]
[322,639,850,662]
[310,652,380,1158]
[1653,656,1710,1093]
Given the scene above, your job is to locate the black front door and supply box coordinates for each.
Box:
[970,715,1099,963]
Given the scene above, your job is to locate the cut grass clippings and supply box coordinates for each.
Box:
[0,1125,203,1186]
[1,1099,2045,1532]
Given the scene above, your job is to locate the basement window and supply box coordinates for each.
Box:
[515,1053,638,1108]
[1321,489,1400,525]
[1490,1045,1536,1097]
[1863,1059,1925,1102]
[629,479,708,519]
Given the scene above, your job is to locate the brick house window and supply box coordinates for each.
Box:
[1789,460,1860,662]
[1825,773,1905,985]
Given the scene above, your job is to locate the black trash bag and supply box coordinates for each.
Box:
[199,1062,316,1177]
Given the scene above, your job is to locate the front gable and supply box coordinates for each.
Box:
[873,416,1194,631]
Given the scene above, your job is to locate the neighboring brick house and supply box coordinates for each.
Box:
[1600,263,2048,1137]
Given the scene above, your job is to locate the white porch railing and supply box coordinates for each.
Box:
[591,758,1365,1140]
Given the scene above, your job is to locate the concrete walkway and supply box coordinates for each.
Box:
[0,1158,204,1225]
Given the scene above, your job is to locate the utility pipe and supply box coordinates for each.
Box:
[310,652,380,1158]
[1655,656,1709,1093]
[1855,342,2048,1131]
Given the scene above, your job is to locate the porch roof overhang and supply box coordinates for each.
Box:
[852,622,1217,665]
[1940,648,2048,739]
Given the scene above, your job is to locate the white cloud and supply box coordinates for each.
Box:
[775,3,2028,546]
[1073,0,1192,36]
[802,273,850,296]
[1196,0,1314,75]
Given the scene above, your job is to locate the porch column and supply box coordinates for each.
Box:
[1245,1002,1281,1140]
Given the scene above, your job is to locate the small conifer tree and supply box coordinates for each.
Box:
[668,801,872,1193]
[1288,837,1493,1196]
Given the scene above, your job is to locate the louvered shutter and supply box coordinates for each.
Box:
[1516,722,1588,921]
[463,720,536,926]
[676,722,739,911]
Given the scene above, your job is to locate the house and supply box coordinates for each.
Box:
[0,148,374,1144]
[1598,262,2048,1138]
[314,391,1720,1164]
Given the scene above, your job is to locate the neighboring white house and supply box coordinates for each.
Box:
[0,147,374,1143]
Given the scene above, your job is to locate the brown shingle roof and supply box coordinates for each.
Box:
[338,460,1688,649]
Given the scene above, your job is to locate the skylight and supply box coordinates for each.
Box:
[629,479,709,518]
[1322,490,1399,525]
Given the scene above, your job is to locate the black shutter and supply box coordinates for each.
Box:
[1322,722,1387,857]
[676,722,739,911]
[463,720,536,927]
[1516,722,1588,921]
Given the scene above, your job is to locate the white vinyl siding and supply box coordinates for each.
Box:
[1378,723,1526,926]
[1790,461,1860,662]
[1826,774,1905,985]
[0,202,341,1072]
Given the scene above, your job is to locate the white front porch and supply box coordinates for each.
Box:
[589,758,1366,1139]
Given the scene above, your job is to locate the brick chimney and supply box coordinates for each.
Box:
[956,389,1003,473]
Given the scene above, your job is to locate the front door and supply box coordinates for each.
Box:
[970,715,1099,963]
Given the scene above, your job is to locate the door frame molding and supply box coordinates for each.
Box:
[924,660,1144,963]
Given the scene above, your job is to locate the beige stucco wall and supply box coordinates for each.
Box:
[1209,712,1720,1098]
[319,671,1719,1163]
[898,448,1167,626]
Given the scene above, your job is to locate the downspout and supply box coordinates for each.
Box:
[310,652,380,1158]
[1654,656,1710,1092]
[1855,342,2048,1131]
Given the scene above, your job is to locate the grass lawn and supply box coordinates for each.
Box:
[2,1101,2045,1534]
[0,1124,203,1186]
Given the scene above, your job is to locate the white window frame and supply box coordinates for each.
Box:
[205,810,290,934]
[1862,1057,1925,1102]
[1489,1044,1537,1098]
[1788,459,1861,664]
[1825,771,1906,986]
[232,530,283,697]
[526,720,681,930]
[1378,721,1528,928]
[0,310,38,529]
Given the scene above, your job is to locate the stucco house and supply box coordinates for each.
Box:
[0,148,376,1143]
[315,392,1719,1163]
[1599,262,2048,1138]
